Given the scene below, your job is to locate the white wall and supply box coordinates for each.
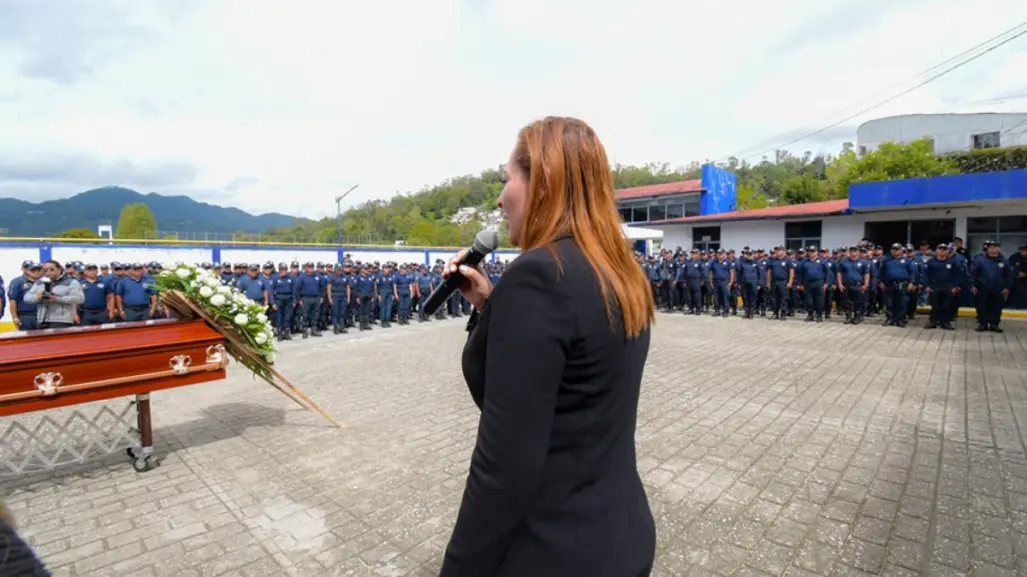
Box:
[857,113,1027,155]
[1,247,39,326]
[52,246,210,267]
[723,221,783,251]
[221,248,338,266]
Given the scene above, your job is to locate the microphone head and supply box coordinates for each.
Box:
[472,229,499,254]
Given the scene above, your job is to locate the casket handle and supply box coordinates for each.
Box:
[33,372,63,396]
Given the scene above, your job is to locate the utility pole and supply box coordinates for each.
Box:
[335,184,360,252]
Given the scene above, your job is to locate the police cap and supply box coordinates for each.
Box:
[21,260,34,268]
[716,248,726,253]
[315,261,324,267]
[248,263,259,270]
[222,262,232,268]
[131,263,143,269]
[28,261,41,270]
[100,263,110,269]
[690,248,699,253]
[806,245,817,252]
[150,262,162,269]
[890,242,903,250]
[990,239,1001,247]
[303,261,314,267]
[290,261,299,268]
[85,263,98,269]
[848,245,859,251]
[936,243,949,250]
[904,244,914,251]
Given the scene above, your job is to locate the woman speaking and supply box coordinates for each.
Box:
[439,117,656,577]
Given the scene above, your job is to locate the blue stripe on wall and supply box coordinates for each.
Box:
[211,246,221,263]
[39,244,52,263]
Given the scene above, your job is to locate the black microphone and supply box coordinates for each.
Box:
[422,229,499,316]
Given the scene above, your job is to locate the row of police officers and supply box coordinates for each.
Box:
[640,239,1023,332]
[2,258,507,336]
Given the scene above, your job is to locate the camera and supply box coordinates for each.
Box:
[40,277,53,295]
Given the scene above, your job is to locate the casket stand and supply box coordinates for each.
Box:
[0,319,229,474]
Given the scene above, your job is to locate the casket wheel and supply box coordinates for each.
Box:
[132,455,154,472]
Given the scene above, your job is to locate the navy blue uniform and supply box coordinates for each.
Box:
[8,275,38,330]
[328,273,349,330]
[116,276,154,322]
[879,255,916,324]
[240,276,269,305]
[272,275,295,336]
[295,273,321,332]
[396,272,413,322]
[355,273,376,329]
[708,259,733,314]
[676,259,703,314]
[837,257,869,322]
[79,277,110,325]
[797,258,828,318]
[417,272,434,321]
[971,253,1014,329]
[378,271,396,324]
[923,256,962,327]
[766,257,794,316]
[735,257,760,317]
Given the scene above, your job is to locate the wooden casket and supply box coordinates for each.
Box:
[0,319,228,473]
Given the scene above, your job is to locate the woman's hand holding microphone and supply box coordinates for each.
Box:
[442,250,493,312]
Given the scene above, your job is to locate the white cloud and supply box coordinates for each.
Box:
[1,0,1025,220]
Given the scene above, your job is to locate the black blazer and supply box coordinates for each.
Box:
[440,237,655,577]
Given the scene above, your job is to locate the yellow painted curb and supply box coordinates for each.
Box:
[0,322,14,332]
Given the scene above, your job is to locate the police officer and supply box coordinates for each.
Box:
[78,264,110,326]
[8,261,42,331]
[327,264,350,334]
[836,246,869,325]
[355,264,376,331]
[766,246,794,320]
[923,243,961,330]
[735,248,760,319]
[416,265,434,322]
[271,263,295,340]
[709,249,734,317]
[396,264,413,324]
[797,246,827,323]
[431,263,447,320]
[821,248,836,320]
[295,262,322,338]
[878,243,916,328]
[116,264,156,321]
[377,263,396,328]
[677,249,703,315]
[970,240,1014,333]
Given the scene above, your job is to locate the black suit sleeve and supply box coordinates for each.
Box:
[441,255,570,576]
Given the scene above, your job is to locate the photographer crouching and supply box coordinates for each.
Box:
[23,260,84,330]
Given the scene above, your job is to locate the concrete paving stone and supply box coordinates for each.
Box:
[2,314,1026,576]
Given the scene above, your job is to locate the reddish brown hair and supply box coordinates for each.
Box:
[514,117,654,337]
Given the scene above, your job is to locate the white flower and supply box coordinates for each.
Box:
[175,268,191,279]
[189,280,198,289]
[209,294,226,307]
[264,352,276,363]
[255,333,268,344]
[216,285,231,294]
[160,270,173,276]
[233,313,249,326]
[202,275,220,287]
[199,286,214,298]
[256,313,267,323]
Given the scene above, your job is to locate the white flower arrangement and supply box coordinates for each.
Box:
[156,263,277,364]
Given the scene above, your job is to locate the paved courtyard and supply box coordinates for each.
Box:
[3,313,1027,576]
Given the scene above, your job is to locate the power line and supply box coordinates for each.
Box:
[719,20,1027,162]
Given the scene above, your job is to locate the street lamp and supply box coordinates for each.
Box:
[335,184,359,251]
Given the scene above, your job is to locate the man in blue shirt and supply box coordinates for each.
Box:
[735,248,761,319]
[355,264,377,331]
[836,246,869,325]
[878,243,916,328]
[115,264,156,322]
[923,243,962,330]
[395,263,414,324]
[78,264,111,326]
[797,246,828,323]
[377,263,398,328]
[765,246,794,321]
[272,263,295,340]
[971,240,1014,333]
[416,265,434,322]
[708,249,734,317]
[8,261,41,331]
[295,262,323,338]
[327,265,350,334]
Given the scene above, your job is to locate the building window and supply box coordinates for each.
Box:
[665,203,683,219]
[649,205,666,222]
[858,145,867,157]
[631,207,648,223]
[966,216,1027,254]
[684,197,701,217]
[692,226,721,252]
[619,208,631,223]
[785,220,823,251]
[972,131,1001,149]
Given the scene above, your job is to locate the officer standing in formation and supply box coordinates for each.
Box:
[637,237,1018,331]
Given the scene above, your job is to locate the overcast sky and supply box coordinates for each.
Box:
[1,0,1026,219]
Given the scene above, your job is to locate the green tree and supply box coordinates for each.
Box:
[823,138,959,197]
[407,221,438,246]
[57,228,100,239]
[734,183,770,210]
[115,203,158,239]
